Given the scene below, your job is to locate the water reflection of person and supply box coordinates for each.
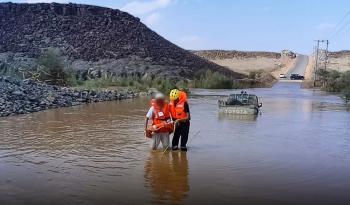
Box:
[144,151,189,205]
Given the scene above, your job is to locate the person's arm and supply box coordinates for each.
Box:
[144,107,154,137]
[175,113,189,123]
[145,117,149,131]
[186,102,191,121]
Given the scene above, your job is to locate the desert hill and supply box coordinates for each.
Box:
[0,3,243,79]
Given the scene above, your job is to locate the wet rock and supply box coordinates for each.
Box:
[0,76,137,117]
[12,90,23,96]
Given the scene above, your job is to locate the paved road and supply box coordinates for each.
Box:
[284,54,309,80]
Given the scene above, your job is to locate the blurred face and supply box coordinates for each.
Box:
[155,98,164,106]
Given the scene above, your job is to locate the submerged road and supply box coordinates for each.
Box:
[284,54,309,80]
[1,84,350,204]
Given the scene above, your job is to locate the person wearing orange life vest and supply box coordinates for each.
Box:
[145,92,173,150]
[169,89,190,151]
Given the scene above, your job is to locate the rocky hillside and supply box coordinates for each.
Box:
[193,50,297,78]
[0,2,242,79]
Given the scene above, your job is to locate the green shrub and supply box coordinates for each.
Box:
[317,69,350,102]
[36,49,71,85]
[193,70,233,89]
[76,75,180,94]
[248,70,259,79]
[343,86,350,103]
[191,69,275,89]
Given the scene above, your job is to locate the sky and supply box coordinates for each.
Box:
[1,0,350,54]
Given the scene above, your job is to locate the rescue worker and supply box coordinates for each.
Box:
[169,89,190,151]
[145,93,173,150]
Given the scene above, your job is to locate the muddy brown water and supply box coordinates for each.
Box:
[1,82,350,205]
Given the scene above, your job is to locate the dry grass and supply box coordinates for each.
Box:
[305,53,350,80]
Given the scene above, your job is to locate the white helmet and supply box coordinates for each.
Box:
[154,92,165,100]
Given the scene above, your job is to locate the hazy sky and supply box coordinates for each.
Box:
[1,0,350,54]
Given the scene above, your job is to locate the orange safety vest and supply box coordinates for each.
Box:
[169,91,188,120]
[179,91,188,102]
[152,102,170,124]
[151,102,173,133]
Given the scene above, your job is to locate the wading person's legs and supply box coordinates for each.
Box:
[172,125,181,150]
[180,122,190,151]
[150,133,161,150]
[160,133,170,149]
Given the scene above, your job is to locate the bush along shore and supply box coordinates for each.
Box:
[0,49,277,118]
[1,49,275,92]
[316,69,350,102]
[303,69,350,102]
[0,76,137,117]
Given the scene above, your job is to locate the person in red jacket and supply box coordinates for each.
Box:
[169,89,190,151]
[145,93,173,150]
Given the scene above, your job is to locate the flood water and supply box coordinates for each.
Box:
[1,82,350,205]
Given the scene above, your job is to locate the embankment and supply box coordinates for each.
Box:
[193,50,297,79]
[0,77,136,117]
[328,51,350,72]
[305,50,350,80]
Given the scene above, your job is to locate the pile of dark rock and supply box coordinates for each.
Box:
[0,76,136,117]
[0,2,241,79]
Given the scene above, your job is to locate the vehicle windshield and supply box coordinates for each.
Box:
[227,94,258,106]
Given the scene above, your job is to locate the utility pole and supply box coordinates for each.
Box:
[314,40,320,82]
[324,40,329,70]
[313,39,329,84]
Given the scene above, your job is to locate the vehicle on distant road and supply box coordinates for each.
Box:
[290,74,305,80]
[279,74,287,79]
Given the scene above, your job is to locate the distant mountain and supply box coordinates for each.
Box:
[193,50,297,79]
[329,50,350,58]
[0,2,243,79]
